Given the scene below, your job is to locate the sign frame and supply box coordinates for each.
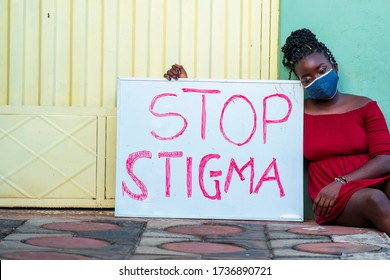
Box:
[115,78,304,221]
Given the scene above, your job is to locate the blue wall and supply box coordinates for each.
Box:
[279,0,390,122]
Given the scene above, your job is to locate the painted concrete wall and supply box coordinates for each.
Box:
[279,0,390,122]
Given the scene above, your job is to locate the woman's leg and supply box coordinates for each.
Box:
[335,188,390,235]
[383,180,390,199]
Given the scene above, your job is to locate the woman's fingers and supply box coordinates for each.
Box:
[164,64,188,80]
[163,73,172,80]
[164,68,179,80]
[326,200,334,214]
[314,198,334,216]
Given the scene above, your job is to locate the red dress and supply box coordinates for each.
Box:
[304,101,390,224]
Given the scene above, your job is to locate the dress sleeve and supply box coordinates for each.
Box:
[364,101,390,158]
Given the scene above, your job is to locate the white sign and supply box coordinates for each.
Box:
[115,78,304,221]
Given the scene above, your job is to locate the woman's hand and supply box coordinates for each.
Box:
[313,181,343,217]
[164,64,188,80]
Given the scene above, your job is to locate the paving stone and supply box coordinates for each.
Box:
[76,228,143,245]
[204,239,268,250]
[269,238,330,249]
[145,219,202,230]
[134,245,197,256]
[64,245,137,260]
[166,224,244,236]
[333,233,390,247]
[108,220,146,229]
[296,242,381,255]
[205,231,267,241]
[0,219,25,240]
[268,231,321,240]
[138,237,195,246]
[266,222,313,231]
[25,236,110,249]
[22,219,76,227]
[1,251,90,260]
[289,225,368,235]
[161,241,246,254]
[0,240,54,252]
[74,220,145,246]
[341,251,390,260]
[203,249,270,259]
[272,248,338,259]
[3,233,72,241]
[42,221,120,232]
[238,222,267,229]
[129,254,201,260]
[231,222,266,232]
[163,222,267,241]
[14,226,66,234]
[142,229,197,239]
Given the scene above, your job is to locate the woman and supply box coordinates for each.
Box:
[164,28,390,235]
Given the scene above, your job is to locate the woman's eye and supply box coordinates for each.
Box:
[319,67,327,74]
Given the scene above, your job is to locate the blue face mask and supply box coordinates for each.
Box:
[304,69,339,100]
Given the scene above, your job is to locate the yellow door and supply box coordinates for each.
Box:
[0,0,279,208]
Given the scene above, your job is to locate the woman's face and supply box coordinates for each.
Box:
[294,52,336,87]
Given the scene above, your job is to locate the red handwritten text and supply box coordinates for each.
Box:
[122,151,285,201]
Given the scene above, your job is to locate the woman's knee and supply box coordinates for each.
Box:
[363,189,390,215]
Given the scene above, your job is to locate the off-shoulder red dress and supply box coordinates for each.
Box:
[304,101,390,224]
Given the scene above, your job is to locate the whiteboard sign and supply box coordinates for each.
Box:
[115,78,304,221]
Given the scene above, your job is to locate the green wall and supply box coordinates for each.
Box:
[279,0,390,122]
[279,0,390,219]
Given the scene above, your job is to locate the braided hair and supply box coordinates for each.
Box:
[281,28,337,79]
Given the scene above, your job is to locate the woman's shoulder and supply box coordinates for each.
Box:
[343,94,375,111]
[304,93,376,115]
[344,93,372,105]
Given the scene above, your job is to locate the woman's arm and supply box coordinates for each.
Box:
[343,154,390,182]
[313,154,390,217]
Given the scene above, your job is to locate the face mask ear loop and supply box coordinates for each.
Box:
[328,80,339,99]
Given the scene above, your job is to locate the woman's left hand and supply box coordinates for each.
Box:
[164,64,188,80]
[312,181,343,217]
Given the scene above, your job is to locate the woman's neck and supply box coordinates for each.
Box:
[304,91,346,114]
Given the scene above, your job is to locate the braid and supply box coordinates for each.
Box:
[281,28,337,79]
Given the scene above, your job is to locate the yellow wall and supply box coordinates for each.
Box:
[0,0,279,208]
